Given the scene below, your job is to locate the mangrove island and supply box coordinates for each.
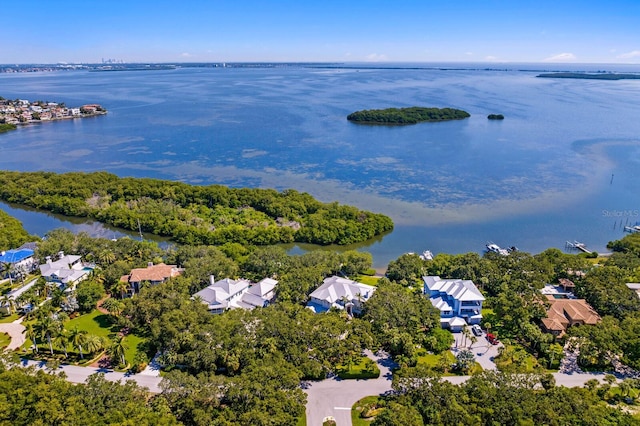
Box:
[0,170,394,246]
[488,114,504,120]
[347,106,470,125]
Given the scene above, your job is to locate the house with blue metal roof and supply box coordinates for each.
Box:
[0,248,37,280]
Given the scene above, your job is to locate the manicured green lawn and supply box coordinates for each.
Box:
[352,396,383,426]
[415,350,482,375]
[336,356,380,379]
[66,309,118,339]
[295,413,307,426]
[123,333,146,365]
[22,309,147,368]
[0,314,20,323]
[356,276,380,286]
[0,332,11,348]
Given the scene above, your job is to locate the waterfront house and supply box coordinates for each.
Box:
[193,276,276,314]
[306,276,375,315]
[120,262,183,295]
[540,295,600,337]
[423,275,485,331]
[0,247,37,280]
[39,251,92,288]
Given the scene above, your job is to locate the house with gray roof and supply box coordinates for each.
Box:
[193,276,277,314]
[306,276,375,315]
[39,251,92,289]
[423,275,485,331]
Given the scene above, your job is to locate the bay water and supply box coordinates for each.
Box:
[1,63,639,268]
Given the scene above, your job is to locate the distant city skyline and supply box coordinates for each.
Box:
[4,0,640,64]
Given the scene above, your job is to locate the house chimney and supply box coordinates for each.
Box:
[147,262,153,267]
[209,275,215,286]
[46,256,52,264]
[58,251,64,259]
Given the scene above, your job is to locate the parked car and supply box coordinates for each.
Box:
[486,333,499,345]
[471,324,483,336]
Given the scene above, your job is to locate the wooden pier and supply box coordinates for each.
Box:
[565,240,592,254]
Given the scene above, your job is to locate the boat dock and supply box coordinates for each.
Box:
[565,240,592,254]
[624,225,640,234]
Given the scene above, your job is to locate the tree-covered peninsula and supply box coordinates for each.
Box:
[347,106,470,125]
[537,72,640,80]
[0,171,393,246]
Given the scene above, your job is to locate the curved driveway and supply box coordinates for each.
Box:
[0,318,25,350]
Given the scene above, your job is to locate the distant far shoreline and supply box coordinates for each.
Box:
[537,72,640,80]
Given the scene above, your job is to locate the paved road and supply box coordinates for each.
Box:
[304,351,614,426]
[2,323,623,425]
[20,359,163,393]
[304,350,396,426]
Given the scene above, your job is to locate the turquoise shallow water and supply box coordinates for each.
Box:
[1,64,639,267]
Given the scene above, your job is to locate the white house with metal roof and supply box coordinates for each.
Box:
[194,277,277,314]
[423,275,484,331]
[306,276,375,315]
[39,251,93,288]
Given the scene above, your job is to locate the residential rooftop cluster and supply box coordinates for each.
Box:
[0,97,105,125]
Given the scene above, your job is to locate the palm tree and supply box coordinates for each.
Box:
[455,349,475,373]
[469,334,478,349]
[35,315,60,356]
[69,326,88,359]
[461,326,472,348]
[55,328,71,358]
[1,261,14,286]
[50,288,65,308]
[23,322,38,354]
[101,298,124,317]
[84,334,104,355]
[112,280,130,299]
[98,250,116,266]
[109,335,128,366]
[0,295,14,315]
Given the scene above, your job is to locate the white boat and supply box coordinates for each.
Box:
[420,250,434,261]
[486,242,509,256]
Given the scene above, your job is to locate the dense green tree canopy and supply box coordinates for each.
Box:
[0,209,37,251]
[385,370,639,425]
[347,107,470,125]
[0,170,393,246]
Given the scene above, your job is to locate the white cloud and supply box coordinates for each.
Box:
[365,53,388,62]
[181,52,192,58]
[484,55,498,61]
[617,50,640,59]
[465,52,473,56]
[543,52,576,62]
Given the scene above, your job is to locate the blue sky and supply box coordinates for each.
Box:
[5,0,640,64]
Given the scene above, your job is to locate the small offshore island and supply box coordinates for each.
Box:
[537,72,640,80]
[347,106,470,125]
[0,97,106,132]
